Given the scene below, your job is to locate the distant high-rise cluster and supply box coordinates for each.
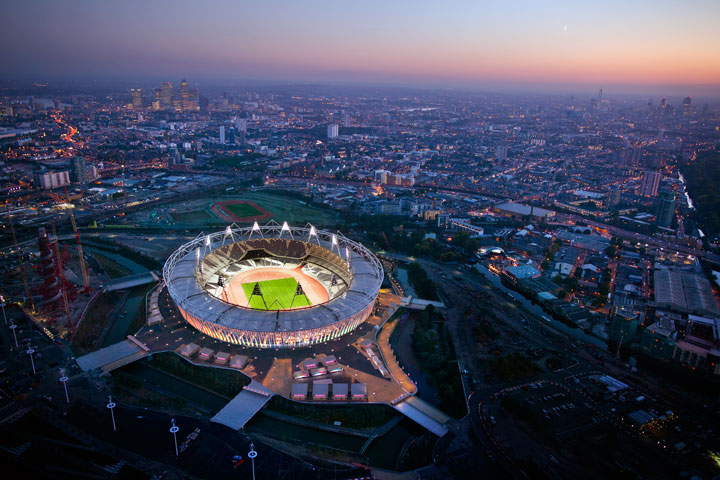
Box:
[130,79,200,112]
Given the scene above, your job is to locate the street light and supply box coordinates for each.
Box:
[26,346,36,375]
[106,395,117,431]
[9,322,18,349]
[0,296,7,326]
[169,418,179,456]
[59,368,69,403]
[248,443,257,480]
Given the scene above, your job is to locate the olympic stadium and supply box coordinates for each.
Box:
[163,221,384,348]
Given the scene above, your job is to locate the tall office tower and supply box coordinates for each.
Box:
[228,127,236,145]
[160,82,173,109]
[219,126,226,144]
[607,188,622,207]
[327,123,339,139]
[178,78,199,111]
[70,156,88,184]
[638,171,661,197]
[343,112,351,127]
[152,88,162,111]
[179,79,190,108]
[654,191,676,228]
[130,88,143,110]
[235,118,248,132]
[496,145,508,161]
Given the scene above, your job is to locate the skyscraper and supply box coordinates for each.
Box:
[496,145,508,161]
[327,124,339,139]
[228,127,236,145]
[70,156,88,184]
[219,126,226,144]
[130,88,143,110]
[160,82,173,109]
[234,118,247,132]
[638,171,661,197]
[654,191,676,228]
[607,188,622,207]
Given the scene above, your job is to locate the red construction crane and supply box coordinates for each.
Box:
[47,189,91,292]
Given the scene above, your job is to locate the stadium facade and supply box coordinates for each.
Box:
[163,222,384,348]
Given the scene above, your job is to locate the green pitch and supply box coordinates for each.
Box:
[241,277,311,310]
[225,202,263,218]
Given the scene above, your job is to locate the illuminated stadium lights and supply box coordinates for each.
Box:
[163,222,383,349]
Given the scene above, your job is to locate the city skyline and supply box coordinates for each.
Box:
[2,0,720,96]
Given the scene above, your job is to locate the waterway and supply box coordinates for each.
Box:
[473,263,607,349]
[677,172,696,210]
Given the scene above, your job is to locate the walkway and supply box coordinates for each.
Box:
[106,271,159,292]
[75,338,149,372]
[210,380,274,430]
[376,310,417,396]
[393,396,449,437]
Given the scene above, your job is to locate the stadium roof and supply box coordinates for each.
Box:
[164,224,383,333]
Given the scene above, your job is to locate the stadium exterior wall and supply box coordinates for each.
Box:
[178,301,374,348]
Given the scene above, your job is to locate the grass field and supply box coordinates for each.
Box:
[170,209,216,223]
[241,277,311,310]
[224,202,263,218]
[237,191,337,225]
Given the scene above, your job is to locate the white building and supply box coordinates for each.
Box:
[327,123,339,139]
[35,170,70,189]
[219,125,226,144]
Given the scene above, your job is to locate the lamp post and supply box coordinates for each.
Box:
[106,396,117,431]
[169,418,179,456]
[26,346,36,375]
[248,443,257,480]
[0,296,7,326]
[59,368,69,403]
[9,322,18,348]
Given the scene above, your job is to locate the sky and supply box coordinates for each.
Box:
[2,0,720,95]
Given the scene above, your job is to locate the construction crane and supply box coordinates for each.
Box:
[50,220,73,327]
[8,214,34,312]
[47,189,91,292]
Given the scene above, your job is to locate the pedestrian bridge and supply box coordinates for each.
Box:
[211,381,274,430]
[75,337,150,372]
[105,271,159,292]
[393,396,449,437]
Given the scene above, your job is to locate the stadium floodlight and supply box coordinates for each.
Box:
[205,235,211,247]
[308,225,318,244]
[345,247,351,265]
[280,221,293,239]
[222,225,234,246]
[249,221,263,239]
